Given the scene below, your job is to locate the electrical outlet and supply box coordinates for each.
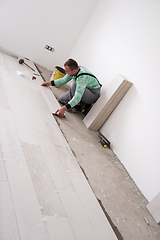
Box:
[45,45,54,52]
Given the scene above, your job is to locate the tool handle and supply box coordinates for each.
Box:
[24,62,35,71]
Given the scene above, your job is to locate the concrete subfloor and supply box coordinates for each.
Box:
[36,64,160,240]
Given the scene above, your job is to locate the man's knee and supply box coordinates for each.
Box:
[58,95,64,104]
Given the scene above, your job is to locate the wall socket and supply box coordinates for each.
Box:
[45,45,54,52]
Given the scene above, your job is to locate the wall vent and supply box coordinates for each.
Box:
[45,45,54,52]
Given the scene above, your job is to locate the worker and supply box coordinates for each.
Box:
[41,59,102,119]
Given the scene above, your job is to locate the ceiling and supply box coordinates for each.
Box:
[0,0,100,70]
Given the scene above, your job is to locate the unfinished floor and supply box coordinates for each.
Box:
[0,52,160,240]
[36,64,160,240]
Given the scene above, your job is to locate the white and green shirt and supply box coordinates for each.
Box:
[51,67,101,109]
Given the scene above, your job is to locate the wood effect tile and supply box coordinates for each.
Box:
[0,63,23,103]
[20,95,50,134]
[5,158,50,240]
[7,95,38,145]
[58,190,98,240]
[0,108,25,161]
[0,181,20,240]
[45,215,75,240]
[0,145,8,181]
[60,145,81,172]
[34,132,74,190]
[68,171,118,240]
[0,65,38,145]
[36,130,80,171]
[39,85,61,114]
[22,142,65,216]
[0,76,10,110]
[0,53,59,141]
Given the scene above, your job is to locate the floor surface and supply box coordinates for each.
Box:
[0,53,118,240]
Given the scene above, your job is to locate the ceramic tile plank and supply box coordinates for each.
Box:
[20,94,50,134]
[60,144,81,172]
[7,95,38,145]
[0,108,25,161]
[35,131,76,190]
[58,189,98,240]
[1,61,36,143]
[0,62,39,143]
[68,171,117,240]
[21,88,56,126]
[0,158,8,181]
[0,181,20,240]
[0,53,42,144]
[0,53,39,104]
[19,83,62,133]
[36,128,81,172]
[45,215,75,240]
[0,53,56,137]
[0,75,10,110]
[39,85,61,114]
[0,145,8,181]
[83,74,133,131]
[22,142,65,216]
[0,59,23,102]
[5,158,50,240]
[19,87,62,135]
[19,86,61,135]
[0,52,64,134]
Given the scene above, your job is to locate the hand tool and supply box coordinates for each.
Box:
[99,139,107,148]
[33,73,40,76]
[52,113,66,118]
[19,59,35,71]
[98,132,111,148]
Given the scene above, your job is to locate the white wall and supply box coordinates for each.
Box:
[0,0,99,71]
[70,0,160,202]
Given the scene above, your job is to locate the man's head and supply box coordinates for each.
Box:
[64,59,79,76]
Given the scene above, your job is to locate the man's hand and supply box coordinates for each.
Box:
[41,81,52,86]
[55,106,67,119]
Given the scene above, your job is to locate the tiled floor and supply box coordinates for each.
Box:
[0,52,117,239]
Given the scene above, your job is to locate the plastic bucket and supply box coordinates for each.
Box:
[50,66,65,87]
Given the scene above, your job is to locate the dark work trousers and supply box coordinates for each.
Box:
[59,81,101,108]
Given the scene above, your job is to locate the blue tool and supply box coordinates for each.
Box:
[33,73,40,76]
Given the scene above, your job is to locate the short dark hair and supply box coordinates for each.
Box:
[64,59,78,70]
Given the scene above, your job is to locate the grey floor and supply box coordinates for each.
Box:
[0,51,160,240]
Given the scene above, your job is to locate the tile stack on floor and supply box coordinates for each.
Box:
[0,52,117,240]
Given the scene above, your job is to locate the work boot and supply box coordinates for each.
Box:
[82,104,92,114]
